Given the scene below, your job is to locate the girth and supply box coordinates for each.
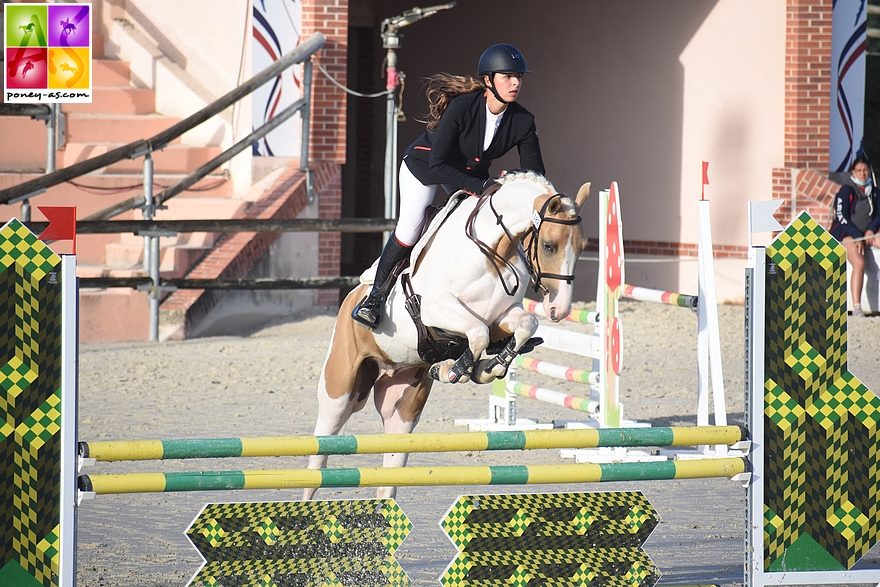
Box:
[400,273,526,364]
[401,273,469,364]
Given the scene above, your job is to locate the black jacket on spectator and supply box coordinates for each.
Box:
[830,177,880,241]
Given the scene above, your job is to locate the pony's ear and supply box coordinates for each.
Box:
[574,182,591,212]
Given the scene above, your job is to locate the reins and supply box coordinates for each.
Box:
[464,185,582,296]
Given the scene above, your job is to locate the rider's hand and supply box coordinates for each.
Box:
[480,177,500,194]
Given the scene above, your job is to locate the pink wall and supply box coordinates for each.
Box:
[363,0,785,302]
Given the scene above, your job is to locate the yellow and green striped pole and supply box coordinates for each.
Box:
[79,426,747,462]
[78,457,749,495]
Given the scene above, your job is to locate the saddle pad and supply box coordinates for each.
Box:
[410,191,470,273]
[358,191,470,285]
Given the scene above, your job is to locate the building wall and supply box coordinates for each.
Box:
[364,0,794,303]
[102,0,349,314]
[101,0,254,193]
[302,0,347,307]
[772,0,838,234]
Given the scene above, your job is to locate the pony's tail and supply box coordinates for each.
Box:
[416,73,486,132]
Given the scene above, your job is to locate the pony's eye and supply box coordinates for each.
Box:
[543,241,557,254]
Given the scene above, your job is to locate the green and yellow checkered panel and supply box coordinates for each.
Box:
[0,219,63,587]
[186,499,412,587]
[764,212,880,571]
[440,492,659,587]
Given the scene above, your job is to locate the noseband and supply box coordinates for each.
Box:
[465,188,582,296]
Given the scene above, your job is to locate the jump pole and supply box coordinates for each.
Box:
[77,457,749,495]
[79,425,748,462]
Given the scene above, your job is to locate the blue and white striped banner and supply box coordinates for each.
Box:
[830,0,868,172]
[252,0,302,157]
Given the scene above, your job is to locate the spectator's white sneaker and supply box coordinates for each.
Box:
[852,305,866,318]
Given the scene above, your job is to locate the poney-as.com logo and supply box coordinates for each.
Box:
[4,3,92,103]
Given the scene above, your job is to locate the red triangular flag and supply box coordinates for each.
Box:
[38,206,77,254]
[701,161,709,200]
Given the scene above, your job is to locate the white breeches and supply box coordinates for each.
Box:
[395,162,454,246]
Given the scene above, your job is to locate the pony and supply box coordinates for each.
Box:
[304,171,590,499]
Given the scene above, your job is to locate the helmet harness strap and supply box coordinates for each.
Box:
[484,73,510,105]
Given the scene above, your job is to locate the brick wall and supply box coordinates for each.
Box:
[582,240,750,260]
[771,0,838,230]
[302,0,348,306]
[160,162,341,338]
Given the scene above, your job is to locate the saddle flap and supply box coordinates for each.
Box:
[410,191,470,275]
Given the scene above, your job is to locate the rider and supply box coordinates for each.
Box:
[352,43,546,329]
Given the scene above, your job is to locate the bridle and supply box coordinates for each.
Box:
[465,187,582,296]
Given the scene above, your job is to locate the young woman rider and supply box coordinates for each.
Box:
[352,43,546,329]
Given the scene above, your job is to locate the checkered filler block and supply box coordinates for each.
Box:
[185,499,412,586]
[764,212,880,571]
[440,492,660,587]
[0,219,63,587]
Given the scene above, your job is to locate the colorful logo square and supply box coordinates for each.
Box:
[4,5,48,48]
[5,47,47,89]
[47,5,90,48]
[3,3,92,103]
[48,47,89,89]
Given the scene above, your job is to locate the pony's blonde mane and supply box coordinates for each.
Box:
[497,171,578,216]
[497,170,555,193]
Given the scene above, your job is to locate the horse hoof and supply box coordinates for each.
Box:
[428,364,442,381]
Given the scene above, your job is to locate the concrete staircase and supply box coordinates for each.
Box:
[0,34,245,343]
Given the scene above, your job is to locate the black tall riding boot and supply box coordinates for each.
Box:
[352,233,413,329]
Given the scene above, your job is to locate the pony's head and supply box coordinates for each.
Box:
[524,181,590,322]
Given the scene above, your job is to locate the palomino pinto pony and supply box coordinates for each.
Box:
[305,171,590,499]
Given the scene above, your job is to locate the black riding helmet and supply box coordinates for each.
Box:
[478,44,529,104]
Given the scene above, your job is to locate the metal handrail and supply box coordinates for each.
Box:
[0,104,51,117]
[25,218,398,235]
[80,276,361,290]
[0,32,325,205]
[2,31,330,342]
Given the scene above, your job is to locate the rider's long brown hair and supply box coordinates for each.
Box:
[418,73,486,132]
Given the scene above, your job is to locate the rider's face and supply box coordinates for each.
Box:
[486,72,523,103]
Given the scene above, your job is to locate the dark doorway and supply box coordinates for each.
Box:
[865,3,880,165]
[340,25,386,279]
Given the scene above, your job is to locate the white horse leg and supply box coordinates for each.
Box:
[303,370,372,500]
[373,367,432,499]
[472,307,539,384]
[305,374,363,467]
[303,303,379,500]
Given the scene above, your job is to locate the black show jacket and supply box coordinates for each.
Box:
[402,90,545,195]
